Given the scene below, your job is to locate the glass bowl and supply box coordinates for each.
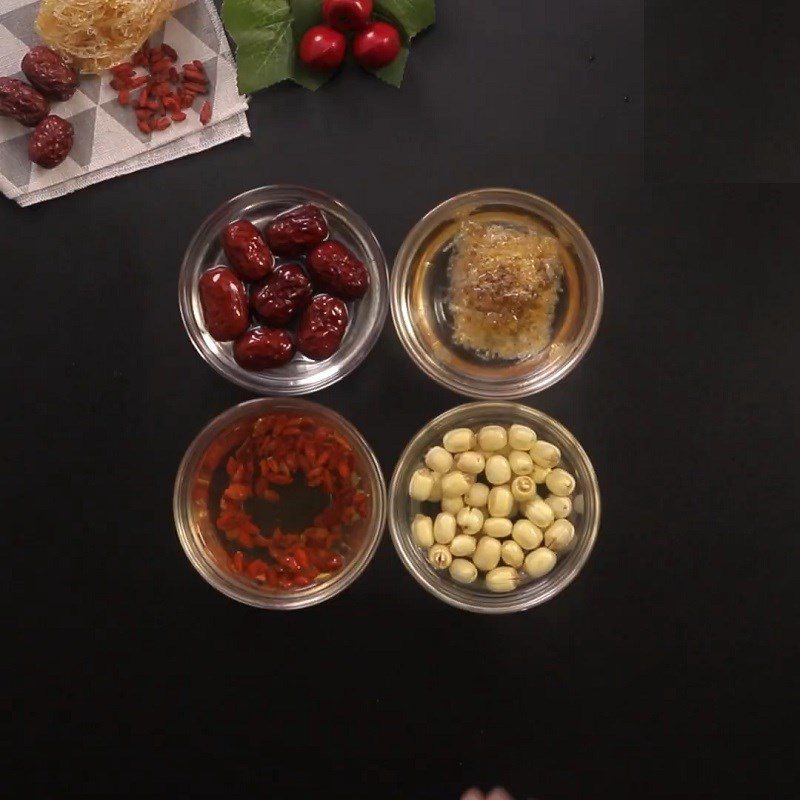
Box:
[179,186,389,395]
[174,398,387,609]
[390,189,603,398]
[388,402,600,613]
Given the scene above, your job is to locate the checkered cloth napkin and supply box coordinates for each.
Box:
[0,0,249,206]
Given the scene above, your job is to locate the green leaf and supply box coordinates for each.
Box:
[291,58,335,90]
[374,0,435,41]
[222,0,295,94]
[289,0,323,39]
[370,46,409,87]
[288,0,333,90]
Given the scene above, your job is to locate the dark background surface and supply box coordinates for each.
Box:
[3,1,798,797]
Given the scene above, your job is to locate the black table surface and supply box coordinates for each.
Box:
[4,2,798,797]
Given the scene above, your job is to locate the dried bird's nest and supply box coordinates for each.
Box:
[36,0,174,73]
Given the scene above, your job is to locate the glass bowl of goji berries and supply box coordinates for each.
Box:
[179,186,389,395]
[174,397,387,609]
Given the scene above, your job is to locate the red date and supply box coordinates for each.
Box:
[297,294,349,360]
[222,220,274,281]
[251,263,313,326]
[306,240,369,299]
[234,327,295,370]
[198,267,249,341]
[21,46,79,101]
[28,115,73,168]
[0,77,49,127]
[266,204,328,257]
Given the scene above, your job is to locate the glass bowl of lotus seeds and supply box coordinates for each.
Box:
[388,402,600,613]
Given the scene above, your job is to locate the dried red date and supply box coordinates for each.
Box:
[21,46,79,101]
[198,267,249,341]
[0,77,49,127]
[234,327,295,370]
[222,220,274,281]
[28,115,73,168]
[251,263,313,326]
[306,241,370,299]
[265,204,329,257]
[297,294,349,360]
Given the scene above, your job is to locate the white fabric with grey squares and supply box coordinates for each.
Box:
[0,0,249,206]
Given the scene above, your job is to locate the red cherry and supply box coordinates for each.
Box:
[298,25,346,71]
[322,0,373,32]
[352,21,401,70]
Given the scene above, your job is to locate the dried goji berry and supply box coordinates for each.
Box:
[224,484,252,501]
[246,559,269,579]
[115,41,213,135]
[182,67,207,83]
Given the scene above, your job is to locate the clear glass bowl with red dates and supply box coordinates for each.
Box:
[179,186,389,394]
[174,397,387,609]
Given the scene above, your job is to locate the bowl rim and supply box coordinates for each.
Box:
[173,397,388,610]
[179,185,389,396]
[388,401,601,613]
[390,188,604,399]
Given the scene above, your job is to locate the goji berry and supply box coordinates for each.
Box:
[325,553,343,571]
[182,68,207,84]
[281,555,301,573]
[151,59,171,74]
[246,559,269,579]
[115,41,213,135]
[224,483,251,501]
[209,414,365,591]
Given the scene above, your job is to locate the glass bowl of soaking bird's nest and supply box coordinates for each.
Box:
[390,189,603,399]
